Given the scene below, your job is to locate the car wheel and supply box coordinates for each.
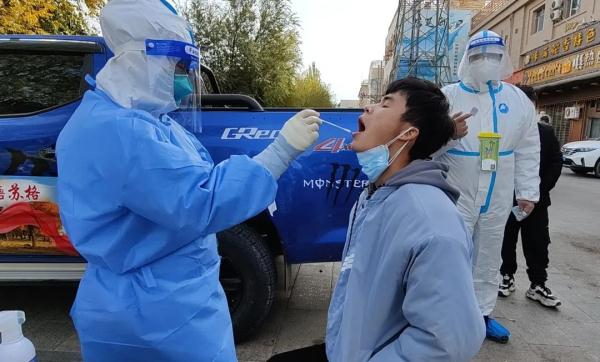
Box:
[571,168,589,175]
[595,159,600,178]
[218,224,276,342]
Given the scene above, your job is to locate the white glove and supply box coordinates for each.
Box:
[279,109,322,151]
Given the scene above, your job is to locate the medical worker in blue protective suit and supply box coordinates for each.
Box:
[55,0,322,361]
[434,30,540,343]
[326,78,485,362]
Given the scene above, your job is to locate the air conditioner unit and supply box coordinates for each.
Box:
[550,9,563,22]
[565,106,580,119]
[551,0,563,10]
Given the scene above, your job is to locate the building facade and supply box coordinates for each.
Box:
[471,0,600,143]
[337,100,360,108]
[358,61,385,106]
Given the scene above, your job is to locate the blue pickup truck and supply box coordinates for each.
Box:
[0,35,364,339]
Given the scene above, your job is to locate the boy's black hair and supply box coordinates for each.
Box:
[385,77,454,160]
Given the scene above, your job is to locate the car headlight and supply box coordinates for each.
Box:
[573,148,598,153]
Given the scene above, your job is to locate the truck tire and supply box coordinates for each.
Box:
[217,224,276,342]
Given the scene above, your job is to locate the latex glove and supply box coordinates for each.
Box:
[516,199,535,215]
[279,109,322,151]
[253,110,322,180]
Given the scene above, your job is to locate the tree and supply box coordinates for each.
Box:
[187,0,302,107]
[286,63,334,108]
[0,0,92,35]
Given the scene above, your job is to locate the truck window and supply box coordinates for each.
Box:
[0,52,87,116]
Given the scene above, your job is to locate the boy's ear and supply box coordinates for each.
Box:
[401,127,419,141]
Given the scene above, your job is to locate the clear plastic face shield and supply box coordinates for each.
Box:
[458,32,514,85]
[145,39,202,133]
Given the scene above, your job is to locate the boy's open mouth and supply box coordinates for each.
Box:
[354,116,366,133]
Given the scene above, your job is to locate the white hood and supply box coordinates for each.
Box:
[458,30,514,91]
[96,0,193,116]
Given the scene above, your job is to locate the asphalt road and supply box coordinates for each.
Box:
[1,168,598,361]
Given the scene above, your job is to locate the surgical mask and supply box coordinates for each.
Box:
[174,74,194,105]
[356,127,415,182]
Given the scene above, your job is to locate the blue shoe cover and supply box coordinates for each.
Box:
[486,318,510,343]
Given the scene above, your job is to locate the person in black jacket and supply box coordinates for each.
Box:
[498,85,563,307]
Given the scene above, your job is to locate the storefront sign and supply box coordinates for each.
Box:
[524,22,600,68]
[565,21,581,32]
[523,44,600,86]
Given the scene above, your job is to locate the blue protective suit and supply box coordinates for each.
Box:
[326,160,485,362]
[56,89,278,361]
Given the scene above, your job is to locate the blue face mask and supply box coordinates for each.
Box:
[356,127,414,182]
[174,74,194,106]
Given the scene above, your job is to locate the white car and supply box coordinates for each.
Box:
[562,138,600,177]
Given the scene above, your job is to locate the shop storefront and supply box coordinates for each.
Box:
[522,22,600,144]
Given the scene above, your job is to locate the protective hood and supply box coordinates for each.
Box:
[379,159,460,204]
[458,30,514,90]
[96,0,194,116]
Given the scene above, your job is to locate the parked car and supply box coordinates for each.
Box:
[562,138,600,177]
[0,35,364,340]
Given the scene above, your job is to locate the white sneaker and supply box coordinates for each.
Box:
[526,284,562,308]
[498,274,516,297]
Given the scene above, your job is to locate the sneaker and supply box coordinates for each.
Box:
[526,284,562,308]
[485,316,510,343]
[498,274,516,297]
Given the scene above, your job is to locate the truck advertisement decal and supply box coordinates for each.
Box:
[303,163,367,206]
[313,138,351,153]
[0,176,77,256]
[221,127,280,140]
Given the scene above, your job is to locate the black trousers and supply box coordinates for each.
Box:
[267,343,328,362]
[500,204,551,285]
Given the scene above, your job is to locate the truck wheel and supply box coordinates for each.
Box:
[218,224,276,342]
[595,159,600,178]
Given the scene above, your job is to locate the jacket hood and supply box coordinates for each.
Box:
[380,159,460,204]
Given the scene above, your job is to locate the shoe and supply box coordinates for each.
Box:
[526,284,562,308]
[498,274,516,297]
[485,317,510,343]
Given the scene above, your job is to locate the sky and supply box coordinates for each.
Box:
[290,0,399,101]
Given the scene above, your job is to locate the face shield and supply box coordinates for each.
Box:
[457,31,514,86]
[145,39,202,134]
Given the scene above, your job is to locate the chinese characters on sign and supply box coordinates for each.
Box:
[1,183,43,201]
[524,23,600,68]
[524,45,600,86]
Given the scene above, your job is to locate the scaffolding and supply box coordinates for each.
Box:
[388,0,452,86]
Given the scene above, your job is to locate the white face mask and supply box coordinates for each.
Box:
[469,58,502,83]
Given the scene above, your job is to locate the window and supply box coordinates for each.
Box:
[0,52,86,115]
[567,0,581,18]
[589,118,600,139]
[532,6,544,34]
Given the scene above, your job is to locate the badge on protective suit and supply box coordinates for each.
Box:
[478,132,502,171]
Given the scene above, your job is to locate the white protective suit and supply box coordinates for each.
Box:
[435,31,541,316]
